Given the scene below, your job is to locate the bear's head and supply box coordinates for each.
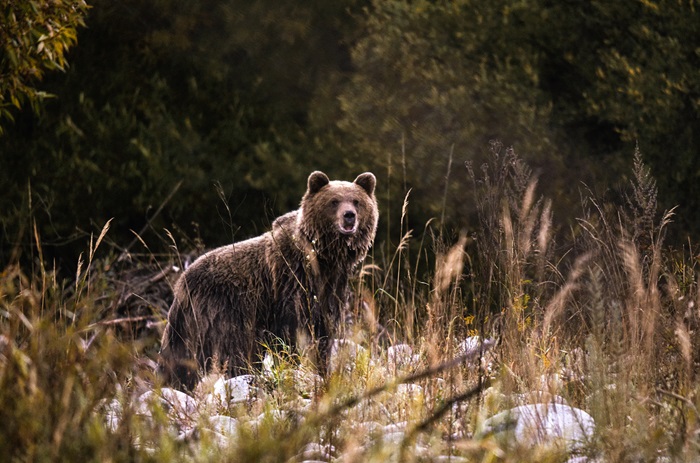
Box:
[299,171,378,256]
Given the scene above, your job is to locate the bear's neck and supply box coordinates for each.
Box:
[304,231,362,269]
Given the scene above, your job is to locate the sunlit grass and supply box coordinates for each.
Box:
[2,147,700,461]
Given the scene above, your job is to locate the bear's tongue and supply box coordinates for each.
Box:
[341,223,356,234]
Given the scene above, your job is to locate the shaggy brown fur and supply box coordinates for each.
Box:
[159,171,378,389]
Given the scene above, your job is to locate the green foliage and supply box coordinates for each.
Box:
[339,0,558,224]
[336,0,700,240]
[535,0,700,233]
[0,0,89,131]
[2,0,700,265]
[0,0,364,265]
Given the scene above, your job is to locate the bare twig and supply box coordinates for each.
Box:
[119,180,183,260]
[400,379,490,459]
[316,341,493,420]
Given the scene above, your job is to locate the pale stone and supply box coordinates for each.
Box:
[480,403,595,452]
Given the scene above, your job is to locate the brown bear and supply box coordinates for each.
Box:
[158,171,378,390]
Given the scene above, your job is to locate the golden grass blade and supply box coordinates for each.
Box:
[89,218,113,263]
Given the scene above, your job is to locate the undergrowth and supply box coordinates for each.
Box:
[1,144,700,461]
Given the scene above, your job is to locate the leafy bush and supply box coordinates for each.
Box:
[0,0,89,130]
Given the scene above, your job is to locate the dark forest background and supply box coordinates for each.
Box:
[2,0,699,268]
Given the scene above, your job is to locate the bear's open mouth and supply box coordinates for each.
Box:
[339,223,357,235]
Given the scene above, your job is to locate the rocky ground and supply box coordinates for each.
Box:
[100,336,598,462]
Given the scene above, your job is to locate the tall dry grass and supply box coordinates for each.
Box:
[1,144,700,461]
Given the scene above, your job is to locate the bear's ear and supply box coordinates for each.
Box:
[308,171,330,194]
[354,172,376,196]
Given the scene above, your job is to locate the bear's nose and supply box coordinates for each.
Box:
[343,210,356,225]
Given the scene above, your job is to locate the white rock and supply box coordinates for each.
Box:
[300,442,334,460]
[387,344,414,371]
[292,368,323,396]
[382,431,405,444]
[457,336,495,357]
[206,375,258,407]
[329,339,366,372]
[262,352,275,379]
[433,457,469,463]
[161,388,198,412]
[103,398,122,432]
[206,430,230,449]
[565,457,602,463]
[208,415,239,435]
[382,421,407,434]
[248,408,285,431]
[137,388,198,422]
[480,404,595,451]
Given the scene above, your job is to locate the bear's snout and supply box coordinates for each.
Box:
[340,209,357,234]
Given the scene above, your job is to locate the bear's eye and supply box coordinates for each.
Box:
[331,199,340,207]
[353,199,360,207]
